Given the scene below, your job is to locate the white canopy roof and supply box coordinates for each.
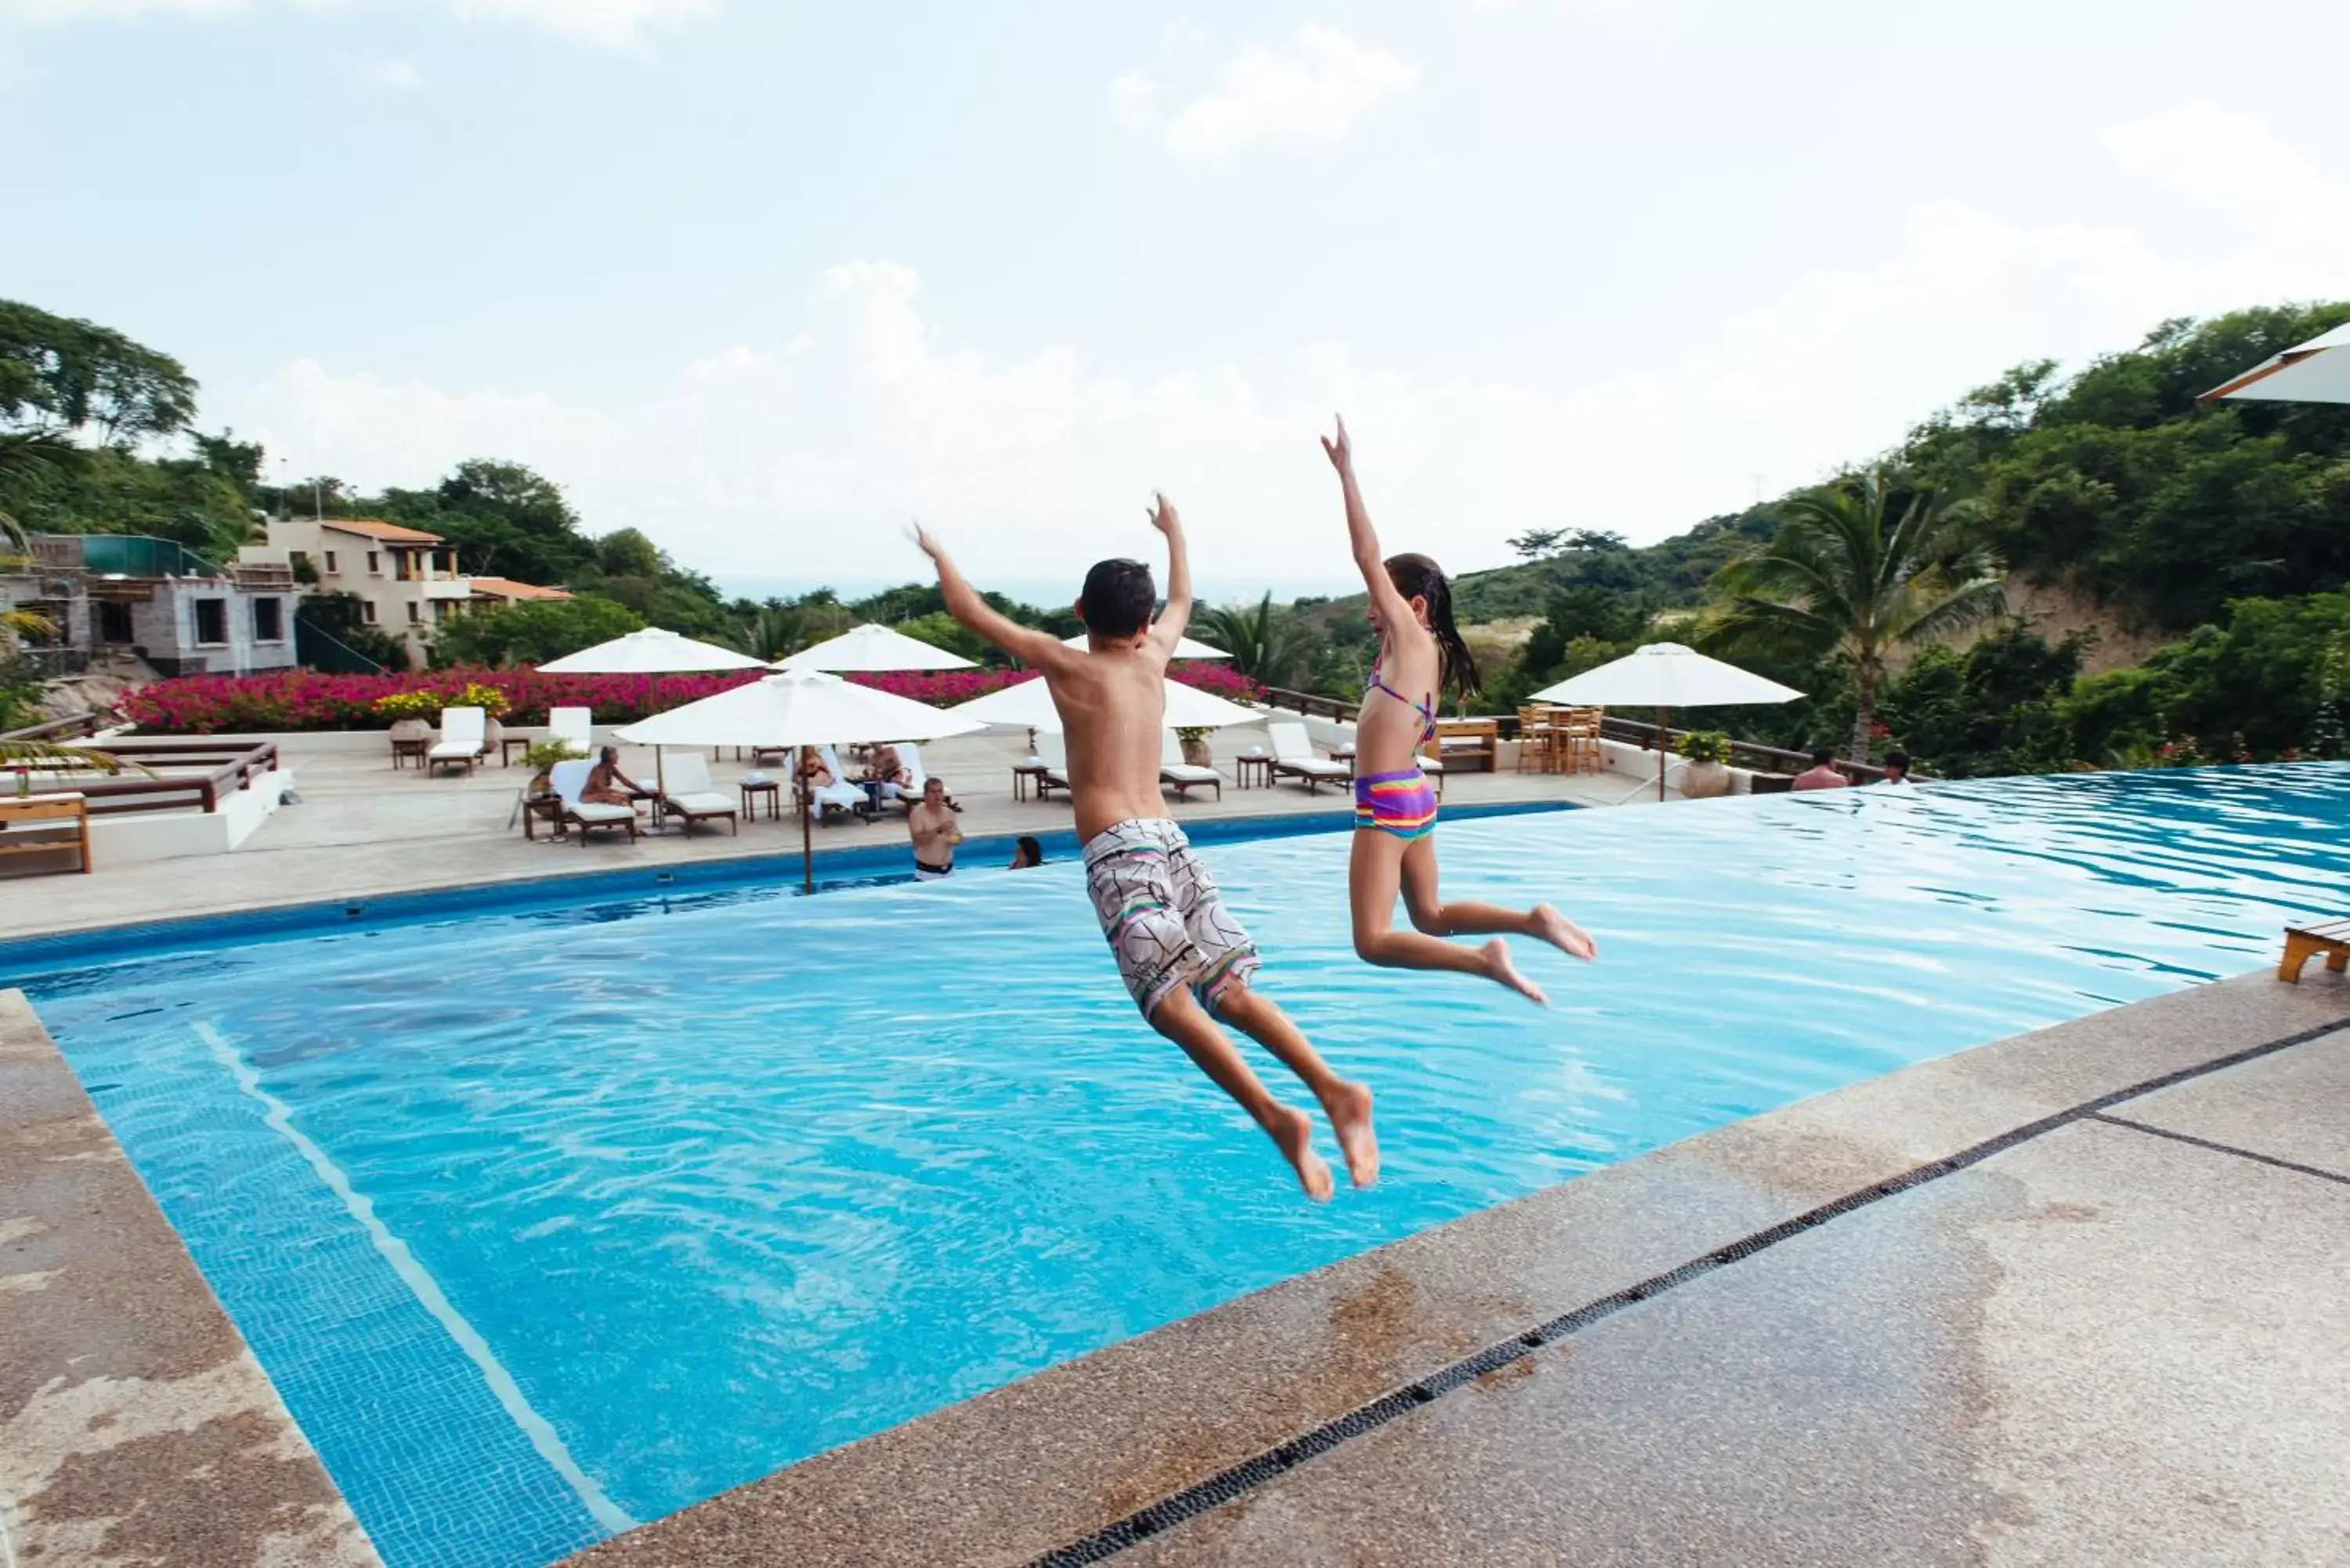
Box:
[775,623,975,672]
[613,668,985,749]
[537,627,766,674]
[1059,631,1230,659]
[2202,321,2350,405]
[1531,642,1803,708]
[950,674,1260,733]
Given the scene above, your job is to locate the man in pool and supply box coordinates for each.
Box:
[908,776,962,880]
[914,501,1374,1201]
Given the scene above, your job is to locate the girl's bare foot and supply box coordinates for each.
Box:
[1320,1080,1379,1188]
[1480,939,1548,1006]
[1267,1104,1335,1201]
[1529,904,1597,962]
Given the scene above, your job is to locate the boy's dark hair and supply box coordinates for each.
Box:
[1811,746,1835,767]
[1383,553,1481,703]
[1080,558,1156,639]
[1885,750,1911,772]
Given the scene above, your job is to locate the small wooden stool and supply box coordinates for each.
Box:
[2278,919,2350,982]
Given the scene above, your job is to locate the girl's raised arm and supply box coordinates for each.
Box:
[1321,415,1414,626]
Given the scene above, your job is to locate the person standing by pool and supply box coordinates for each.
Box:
[914,500,1374,1201]
[908,777,961,880]
[1793,749,1850,790]
[1318,416,1595,1005]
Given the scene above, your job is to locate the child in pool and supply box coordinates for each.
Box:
[914,499,1376,1200]
[1320,414,1597,1003]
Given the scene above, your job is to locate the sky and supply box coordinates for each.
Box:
[5,0,2348,602]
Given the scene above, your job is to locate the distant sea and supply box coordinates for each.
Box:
[718,574,1360,610]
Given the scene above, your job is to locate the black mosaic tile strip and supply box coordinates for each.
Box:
[2088,1111,2350,1188]
[1028,1017,2350,1566]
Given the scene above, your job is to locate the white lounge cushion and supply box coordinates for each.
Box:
[1161,764,1220,784]
[666,790,734,815]
[569,802,636,825]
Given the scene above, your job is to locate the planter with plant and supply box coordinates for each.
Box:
[372,688,440,746]
[1679,729,1734,798]
[520,738,587,798]
[1175,725,1213,768]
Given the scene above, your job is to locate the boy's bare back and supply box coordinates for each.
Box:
[1045,640,1177,840]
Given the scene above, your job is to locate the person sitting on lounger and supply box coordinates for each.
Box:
[1008,835,1045,869]
[1791,748,1849,790]
[583,746,649,809]
[861,742,913,810]
[909,777,963,880]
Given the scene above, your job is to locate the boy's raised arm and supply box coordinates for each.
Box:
[1147,492,1193,654]
[912,522,1065,667]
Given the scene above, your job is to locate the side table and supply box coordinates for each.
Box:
[500,735,533,768]
[391,737,429,771]
[520,794,566,840]
[1011,762,1050,802]
[1234,754,1274,789]
[740,779,783,821]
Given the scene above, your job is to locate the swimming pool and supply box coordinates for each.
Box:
[19,765,2348,1567]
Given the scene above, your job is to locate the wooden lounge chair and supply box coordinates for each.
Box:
[428,706,487,776]
[2279,918,2350,982]
[549,759,639,846]
[1267,721,1350,794]
[658,752,739,836]
[1159,731,1222,801]
[807,745,867,822]
[547,705,593,757]
[1036,734,1074,798]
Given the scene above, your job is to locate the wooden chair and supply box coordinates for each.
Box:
[1556,706,1605,775]
[1515,706,1557,773]
[2279,919,2350,982]
[0,791,92,875]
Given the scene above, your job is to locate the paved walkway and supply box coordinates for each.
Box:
[0,724,1650,939]
[573,969,2350,1568]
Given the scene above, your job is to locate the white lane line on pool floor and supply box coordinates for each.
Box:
[192,1021,638,1537]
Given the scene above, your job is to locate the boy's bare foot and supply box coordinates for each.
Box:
[1269,1104,1334,1201]
[1529,904,1597,962]
[1480,939,1548,1006]
[1321,1080,1379,1188]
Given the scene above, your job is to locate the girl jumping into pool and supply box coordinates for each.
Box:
[1320,414,1597,1003]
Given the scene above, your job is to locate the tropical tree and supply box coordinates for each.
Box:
[0,428,89,549]
[1700,467,2005,759]
[1195,593,1318,690]
[726,601,853,663]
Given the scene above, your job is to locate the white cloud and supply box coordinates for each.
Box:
[1118,25,1419,163]
[4,0,719,47]
[223,107,2346,594]
[2102,100,2350,237]
[363,54,420,87]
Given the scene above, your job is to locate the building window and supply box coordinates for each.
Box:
[406,601,421,624]
[193,598,228,645]
[98,602,134,643]
[368,551,382,576]
[362,600,378,626]
[324,551,338,574]
[253,597,284,642]
[288,550,309,568]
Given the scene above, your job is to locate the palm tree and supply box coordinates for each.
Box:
[1195,593,1318,691]
[1701,468,2005,759]
[0,739,141,775]
[0,430,87,553]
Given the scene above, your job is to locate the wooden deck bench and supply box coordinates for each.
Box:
[2278,919,2350,982]
[0,792,93,875]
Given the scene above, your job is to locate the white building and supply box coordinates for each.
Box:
[238,518,569,663]
[5,534,299,678]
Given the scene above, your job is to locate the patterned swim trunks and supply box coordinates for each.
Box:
[1082,818,1261,1018]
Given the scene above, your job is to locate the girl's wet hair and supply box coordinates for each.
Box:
[1384,553,1481,703]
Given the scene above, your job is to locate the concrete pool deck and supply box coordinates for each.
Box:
[5,966,2343,1565]
[0,724,1651,941]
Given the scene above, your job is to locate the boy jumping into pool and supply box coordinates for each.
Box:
[914,501,1375,1201]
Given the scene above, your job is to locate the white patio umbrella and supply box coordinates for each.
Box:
[614,669,984,891]
[537,627,766,674]
[2200,321,2350,405]
[949,673,1260,732]
[776,623,975,672]
[1533,642,1804,801]
[1060,630,1231,659]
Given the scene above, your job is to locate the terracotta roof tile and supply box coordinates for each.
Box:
[468,576,573,601]
[321,518,444,544]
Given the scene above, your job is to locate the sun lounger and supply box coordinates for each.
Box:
[1267,721,1350,794]
[428,706,487,776]
[2279,918,2350,982]
[657,752,739,836]
[808,745,866,821]
[549,759,639,846]
[547,706,593,757]
[1036,733,1073,797]
[1159,730,1222,801]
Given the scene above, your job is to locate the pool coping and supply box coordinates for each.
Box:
[0,801,1572,979]
[0,989,380,1568]
[562,966,2350,1567]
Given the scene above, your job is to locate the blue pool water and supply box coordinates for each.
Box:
[18,765,2349,1567]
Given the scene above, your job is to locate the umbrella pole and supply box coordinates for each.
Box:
[1658,706,1668,802]
[799,758,814,894]
[656,746,667,832]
